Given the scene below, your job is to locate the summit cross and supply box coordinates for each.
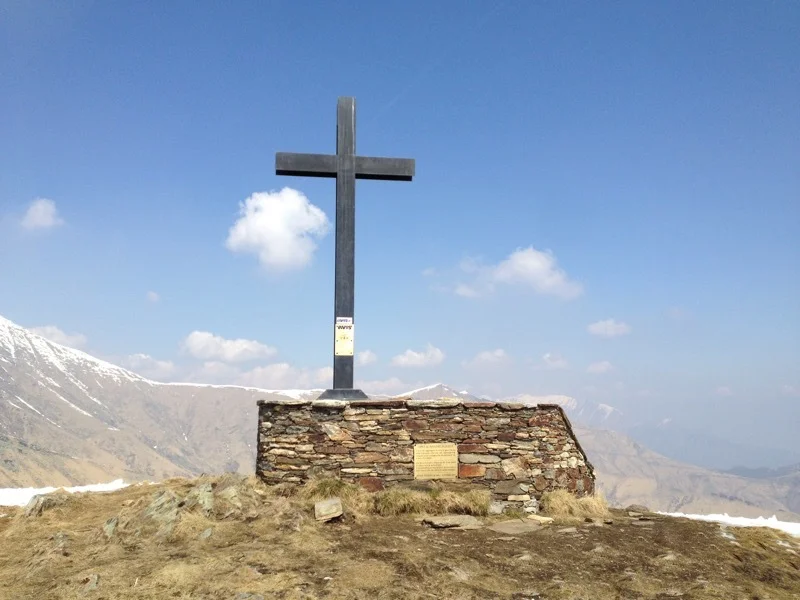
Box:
[275,97,415,400]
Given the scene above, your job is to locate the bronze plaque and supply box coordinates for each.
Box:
[413,443,458,480]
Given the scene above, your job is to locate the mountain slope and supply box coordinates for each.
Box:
[578,427,800,522]
[0,316,280,486]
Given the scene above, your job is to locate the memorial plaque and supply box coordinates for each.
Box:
[413,443,458,480]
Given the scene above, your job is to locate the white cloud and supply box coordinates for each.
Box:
[454,283,480,298]
[715,386,733,397]
[21,198,64,230]
[490,247,583,299]
[444,247,582,300]
[225,188,330,271]
[587,360,613,374]
[587,319,631,338]
[781,384,799,397]
[421,267,437,277]
[541,352,568,370]
[123,353,175,380]
[356,350,378,366]
[391,344,445,367]
[185,361,331,389]
[237,363,331,389]
[182,331,277,363]
[186,361,242,383]
[30,325,87,349]
[146,291,160,303]
[356,377,410,395]
[464,349,508,367]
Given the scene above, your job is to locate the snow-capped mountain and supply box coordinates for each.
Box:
[388,383,623,430]
[0,315,302,487]
[392,383,482,402]
[500,393,625,430]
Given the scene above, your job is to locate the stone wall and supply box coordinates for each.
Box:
[256,398,594,507]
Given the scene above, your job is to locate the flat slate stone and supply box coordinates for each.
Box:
[557,526,578,533]
[349,399,407,408]
[407,398,462,408]
[498,402,525,411]
[311,399,348,409]
[258,398,308,406]
[526,514,554,525]
[422,515,482,530]
[314,497,343,522]
[494,481,529,495]
[487,520,542,535]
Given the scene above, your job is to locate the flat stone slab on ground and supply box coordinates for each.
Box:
[526,514,554,525]
[422,515,482,530]
[556,526,578,534]
[631,519,655,527]
[314,498,343,522]
[487,520,542,535]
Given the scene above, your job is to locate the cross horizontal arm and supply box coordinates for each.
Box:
[275,152,337,178]
[355,156,415,181]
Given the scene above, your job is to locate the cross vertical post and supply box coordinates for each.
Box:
[334,98,356,392]
[275,97,415,400]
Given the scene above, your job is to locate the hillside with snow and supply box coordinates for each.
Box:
[0,315,294,486]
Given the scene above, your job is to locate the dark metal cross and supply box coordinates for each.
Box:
[275,97,415,400]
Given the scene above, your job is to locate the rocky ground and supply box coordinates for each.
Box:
[1,475,799,600]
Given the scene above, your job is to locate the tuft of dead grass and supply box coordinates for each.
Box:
[297,478,490,518]
[540,489,610,522]
[298,477,374,519]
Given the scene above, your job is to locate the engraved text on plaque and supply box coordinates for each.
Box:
[413,443,458,480]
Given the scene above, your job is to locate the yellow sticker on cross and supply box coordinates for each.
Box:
[334,317,354,356]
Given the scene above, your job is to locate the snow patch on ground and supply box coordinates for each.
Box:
[0,479,131,507]
[660,511,800,537]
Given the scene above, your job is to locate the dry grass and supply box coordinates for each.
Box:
[1,476,799,599]
[540,489,611,522]
[374,486,489,517]
[297,477,490,518]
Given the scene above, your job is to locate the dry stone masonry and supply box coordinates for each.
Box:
[257,398,595,509]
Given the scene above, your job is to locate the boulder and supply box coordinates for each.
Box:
[489,501,508,515]
[24,492,70,517]
[103,517,118,539]
[523,498,540,514]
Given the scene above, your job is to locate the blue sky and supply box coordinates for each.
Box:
[1,2,798,438]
